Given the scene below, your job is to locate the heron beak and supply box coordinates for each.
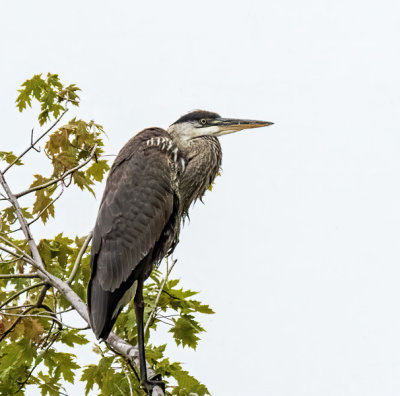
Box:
[212,118,274,136]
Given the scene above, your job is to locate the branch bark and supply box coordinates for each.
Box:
[0,272,39,279]
[0,282,46,310]
[0,235,36,265]
[67,231,92,284]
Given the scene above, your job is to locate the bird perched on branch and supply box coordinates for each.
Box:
[88,110,273,393]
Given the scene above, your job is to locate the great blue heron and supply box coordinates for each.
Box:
[88,110,273,393]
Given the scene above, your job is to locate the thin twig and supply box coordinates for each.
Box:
[0,191,10,202]
[0,282,46,310]
[121,359,134,396]
[0,245,35,265]
[0,236,35,265]
[15,137,99,198]
[67,232,92,284]
[144,258,177,336]
[1,311,89,330]
[2,108,69,174]
[155,318,174,326]
[41,320,56,349]
[31,128,40,153]
[0,272,39,279]
[0,304,33,311]
[0,244,28,261]
[0,254,26,265]
[0,243,49,279]
[54,307,74,315]
[9,185,64,234]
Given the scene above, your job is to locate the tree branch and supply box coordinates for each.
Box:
[0,272,39,279]
[1,311,89,330]
[67,231,92,284]
[0,191,10,202]
[0,236,36,265]
[0,254,26,265]
[15,139,98,198]
[1,108,69,175]
[9,185,64,233]
[0,281,46,310]
[0,245,32,264]
[0,304,33,311]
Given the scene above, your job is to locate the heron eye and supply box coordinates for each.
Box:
[200,118,207,125]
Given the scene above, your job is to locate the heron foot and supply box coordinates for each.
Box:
[143,374,165,395]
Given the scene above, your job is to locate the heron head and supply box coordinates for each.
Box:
[168,110,273,143]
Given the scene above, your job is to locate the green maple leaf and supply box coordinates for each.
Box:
[59,329,89,347]
[0,151,23,166]
[53,352,80,383]
[169,315,204,349]
[86,159,110,182]
[81,364,98,395]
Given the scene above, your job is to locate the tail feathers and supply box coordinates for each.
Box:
[88,277,118,340]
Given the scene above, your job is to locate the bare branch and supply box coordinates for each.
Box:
[15,137,99,198]
[0,253,27,265]
[0,311,89,330]
[29,184,64,225]
[31,128,41,153]
[67,231,92,284]
[0,304,33,311]
[1,108,69,174]
[0,235,35,265]
[0,245,35,267]
[121,359,134,396]
[0,282,46,310]
[0,272,39,279]
[0,191,10,202]
[144,258,177,336]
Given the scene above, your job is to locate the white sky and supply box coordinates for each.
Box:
[2,0,400,395]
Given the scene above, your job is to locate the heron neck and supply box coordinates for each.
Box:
[176,136,222,214]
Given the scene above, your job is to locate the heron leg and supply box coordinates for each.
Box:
[134,279,165,395]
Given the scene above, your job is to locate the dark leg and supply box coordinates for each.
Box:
[134,279,165,395]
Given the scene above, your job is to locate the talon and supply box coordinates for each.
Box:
[143,377,165,395]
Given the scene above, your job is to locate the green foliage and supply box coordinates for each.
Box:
[16,73,80,125]
[169,315,204,349]
[0,151,23,166]
[28,118,109,224]
[0,73,213,396]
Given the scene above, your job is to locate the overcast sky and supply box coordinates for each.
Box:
[2,0,400,395]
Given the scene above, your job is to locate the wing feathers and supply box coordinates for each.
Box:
[90,128,176,293]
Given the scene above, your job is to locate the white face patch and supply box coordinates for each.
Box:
[168,122,220,143]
